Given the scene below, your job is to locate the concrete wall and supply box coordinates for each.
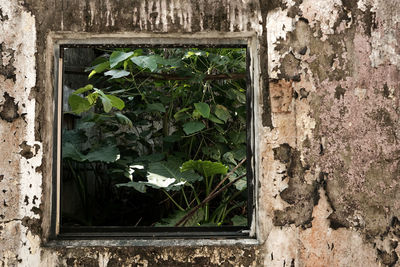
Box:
[0,0,399,266]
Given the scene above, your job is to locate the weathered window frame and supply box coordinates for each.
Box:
[48,34,261,244]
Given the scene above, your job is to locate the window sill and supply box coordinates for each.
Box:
[44,238,259,248]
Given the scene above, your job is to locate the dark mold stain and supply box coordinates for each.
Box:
[19,141,34,159]
[334,85,346,100]
[0,8,9,21]
[0,92,19,122]
[56,245,259,267]
[272,144,319,228]
[377,249,398,267]
[277,52,301,81]
[328,213,350,229]
[391,217,400,238]
[21,216,42,237]
[383,83,390,98]
[300,88,309,99]
[66,257,99,267]
[362,5,377,37]
[0,43,16,81]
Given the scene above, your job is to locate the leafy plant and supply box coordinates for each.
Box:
[61,47,248,227]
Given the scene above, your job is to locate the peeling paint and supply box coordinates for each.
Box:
[1,0,400,266]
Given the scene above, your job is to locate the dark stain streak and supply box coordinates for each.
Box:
[19,141,34,159]
[272,144,319,228]
[377,249,398,267]
[0,8,9,21]
[0,43,16,81]
[334,85,346,100]
[0,92,19,122]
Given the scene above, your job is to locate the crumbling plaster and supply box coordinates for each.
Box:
[0,0,400,266]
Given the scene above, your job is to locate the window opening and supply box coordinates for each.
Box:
[54,43,254,238]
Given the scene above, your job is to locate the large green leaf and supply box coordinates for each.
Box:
[116,181,147,193]
[183,121,205,135]
[62,143,119,163]
[106,95,125,110]
[100,95,112,113]
[85,144,120,163]
[131,55,162,72]
[181,160,228,178]
[146,103,166,113]
[144,160,202,191]
[194,102,210,118]
[73,84,93,95]
[109,51,134,68]
[62,142,86,161]
[68,94,92,114]
[214,104,230,123]
[208,114,224,124]
[104,69,130,79]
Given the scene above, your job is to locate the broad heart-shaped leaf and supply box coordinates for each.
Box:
[73,84,93,95]
[100,95,112,112]
[214,104,230,123]
[109,51,134,68]
[146,103,166,113]
[131,55,162,72]
[62,142,86,161]
[116,181,147,193]
[194,102,210,118]
[62,143,119,163]
[85,144,120,163]
[68,94,92,115]
[143,174,180,190]
[181,160,228,178]
[106,95,125,110]
[208,114,224,124]
[183,121,205,135]
[144,160,202,191]
[104,69,130,79]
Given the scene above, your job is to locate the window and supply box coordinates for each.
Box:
[52,39,255,239]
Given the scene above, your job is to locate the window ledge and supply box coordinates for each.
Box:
[44,238,259,248]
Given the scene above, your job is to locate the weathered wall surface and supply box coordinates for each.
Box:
[0,0,399,266]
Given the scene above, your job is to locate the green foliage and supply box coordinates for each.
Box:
[181,160,228,178]
[182,121,205,135]
[62,47,248,227]
[194,102,210,118]
[63,143,119,163]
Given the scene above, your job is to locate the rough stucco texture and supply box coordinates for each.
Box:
[0,0,400,266]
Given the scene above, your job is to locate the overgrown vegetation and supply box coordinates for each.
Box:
[62,47,248,227]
